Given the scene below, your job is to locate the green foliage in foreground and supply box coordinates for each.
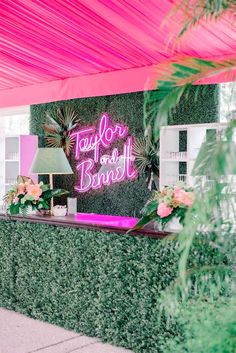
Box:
[0,220,227,353]
[171,0,236,38]
[164,296,236,353]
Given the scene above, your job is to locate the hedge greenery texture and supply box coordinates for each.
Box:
[164,297,236,353]
[0,220,226,353]
[30,86,218,216]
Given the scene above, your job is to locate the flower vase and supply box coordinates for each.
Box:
[20,206,37,216]
[165,217,183,232]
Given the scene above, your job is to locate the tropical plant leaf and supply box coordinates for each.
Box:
[169,0,236,38]
[141,199,158,216]
[43,107,80,156]
[127,215,154,232]
[56,106,79,129]
[43,125,60,134]
[133,137,159,174]
[64,136,75,156]
[42,188,69,200]
[144,57,236,141]
[45,111,62,130]
[17,175,35,184]
[40,183,50,192]
[45,135,63,148]
[9,203,20,215]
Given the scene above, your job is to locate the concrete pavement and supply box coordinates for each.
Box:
[0,308,133,353]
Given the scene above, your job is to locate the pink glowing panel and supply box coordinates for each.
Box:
[20,135,38,182]
[75,213,138,230]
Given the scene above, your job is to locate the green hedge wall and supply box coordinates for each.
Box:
[170,84,219,125]
[0,220,225,353]
[0,220,181,353]
[30,85,218,216]
[30,93,151,217]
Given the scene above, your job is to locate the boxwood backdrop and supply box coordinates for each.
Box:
[30,85,218,216]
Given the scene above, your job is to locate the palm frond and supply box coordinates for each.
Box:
[45,135,63,148]
[144,56,236,141]
[177,119,236,285]
[56,107,79,128]
[43,107,80,156]
[170,0,236,38]
[42,124,60,134]
[17,175,34,184]
[42,188,69,200]
[133,137,159,174]
[45,111,62,131]
[64,136,75,156]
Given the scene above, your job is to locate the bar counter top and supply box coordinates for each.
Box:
[0,212,170,239]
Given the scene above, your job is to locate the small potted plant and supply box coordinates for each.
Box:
[131,184,195,232]
[4,176,69,216]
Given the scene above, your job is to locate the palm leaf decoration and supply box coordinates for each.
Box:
[134,138,152,174]
[17,175,34,184]
[170,0,236,38]
[144,56,236,142]
[43,107,80,156]
[42,188,69,200]
[133,134,159,190]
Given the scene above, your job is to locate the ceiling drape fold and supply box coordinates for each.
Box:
[0,0,235,107]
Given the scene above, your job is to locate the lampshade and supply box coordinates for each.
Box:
[30,148,73,175]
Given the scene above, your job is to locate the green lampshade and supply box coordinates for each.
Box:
[30,148,73,175]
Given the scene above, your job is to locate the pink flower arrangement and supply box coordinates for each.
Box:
[9,180,44,203]
[134,184,195,232]
[4,178,47,215]
[154,186,194,220]
[4,176,65,216]
[4,175,68,216]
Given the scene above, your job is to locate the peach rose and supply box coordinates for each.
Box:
[17,183,25,195]
[26,184,42,201]
[157,202,173,218]
[174,189,194,207]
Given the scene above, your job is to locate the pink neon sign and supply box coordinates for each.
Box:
[71,113,138,193]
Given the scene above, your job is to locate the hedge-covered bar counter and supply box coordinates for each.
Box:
[0,215,222,353]
[0,216,180,353]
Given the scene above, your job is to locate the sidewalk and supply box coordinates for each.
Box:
[0,308,133,353]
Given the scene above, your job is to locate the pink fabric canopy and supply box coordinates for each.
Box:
[0,0,235,107]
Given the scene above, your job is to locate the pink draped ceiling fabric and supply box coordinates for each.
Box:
[0,0,235,107]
